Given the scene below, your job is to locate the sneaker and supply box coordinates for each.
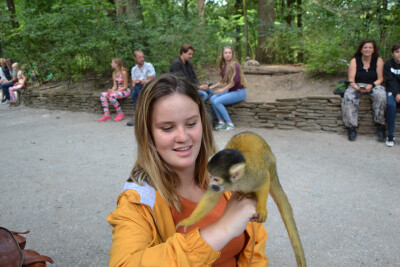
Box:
[377,124,386,142]
[221,123,235,131]
[385,136,395,147]
[114,113,126,122]
[214,122,225,130]
[1,100,10,104]
[348,127,357,141]
[126,118,134,126]
[98,115,111,122]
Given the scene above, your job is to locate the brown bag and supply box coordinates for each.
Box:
[0,227,54,267]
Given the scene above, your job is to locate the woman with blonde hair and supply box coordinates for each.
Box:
[98,58,130,122]
[107,73,268,266]
[209,46,247,131]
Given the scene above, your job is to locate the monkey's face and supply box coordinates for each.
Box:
[209,175,226,192]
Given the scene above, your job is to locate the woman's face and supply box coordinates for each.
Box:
[361,43,374,57]
[223,48,233,62]
[151,93,203,173]
[111,60,117,70]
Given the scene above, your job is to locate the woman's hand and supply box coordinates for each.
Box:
[365,84,373,92]
[200,192,257,251]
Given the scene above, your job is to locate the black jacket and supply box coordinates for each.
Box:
[384,58,400,97]
[169,57,199,85]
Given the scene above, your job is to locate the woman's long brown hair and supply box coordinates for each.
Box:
[129,73,216,211]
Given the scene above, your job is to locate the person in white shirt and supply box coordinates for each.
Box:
[127,50,156,126]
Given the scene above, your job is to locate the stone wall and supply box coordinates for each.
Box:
[20,83,400,136]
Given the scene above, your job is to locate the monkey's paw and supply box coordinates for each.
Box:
[251,210,268,223]
[175,219,193,232]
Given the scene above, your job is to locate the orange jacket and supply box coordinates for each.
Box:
[107,182,269,267]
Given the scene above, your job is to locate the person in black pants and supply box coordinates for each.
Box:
[1,58,17,104]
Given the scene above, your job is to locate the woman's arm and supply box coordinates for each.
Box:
[374,57,384,86]
[200,192,257,251]
[108,192,221,267]
[118,71,129,91]
[209,81,220,90]
[347,58,360,91]
[20,71,26,85]
[109,72,117,92]
[215,82,234,94]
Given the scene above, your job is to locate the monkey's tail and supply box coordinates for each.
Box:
[270,175,307,267]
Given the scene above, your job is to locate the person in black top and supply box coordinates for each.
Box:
[170,44,213,101]
[341,39,386,141]
[384,42,400,147]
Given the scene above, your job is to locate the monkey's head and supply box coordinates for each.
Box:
[207,149,246,192]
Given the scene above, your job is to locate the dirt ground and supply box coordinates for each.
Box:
[1,106,399,266]
[201,65,342,102]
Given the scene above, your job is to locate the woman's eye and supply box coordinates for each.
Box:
[187,122,196,127]
[162,126,173,132]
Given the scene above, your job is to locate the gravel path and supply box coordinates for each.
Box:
[1,105,399,266]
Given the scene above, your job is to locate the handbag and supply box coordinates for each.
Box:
[333,79,350,97]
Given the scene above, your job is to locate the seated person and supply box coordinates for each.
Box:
[1,58,17,104]
[8,62,26,106]
[98,58,131,122]
[384,42,400,147]
[0,58,9,86]
[127,50,156,127]
[209,46,247,131]
[107,73,268,267]
[341,39,386,141]
[170,44,213,101]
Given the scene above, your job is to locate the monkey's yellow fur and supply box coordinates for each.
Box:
[176,132,307,267]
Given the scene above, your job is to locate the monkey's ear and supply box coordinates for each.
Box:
[229,163,246,181]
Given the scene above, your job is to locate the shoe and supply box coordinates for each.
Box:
[114,113,126,122]
[385,136,395,147]
[1,100,10,104]
[9,102,18,107]
[214,122,225,130]
[98,115,111,122]
[126,118,134,126]
[221,123,235,131]
[377,124,386,142]
[348,127,357,141]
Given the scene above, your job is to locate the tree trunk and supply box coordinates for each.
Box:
[197,0,205,24]
[286,0,295,25]
[297,0,303,62]
[184,0,188,18]
[243,0,249,58]
[126,0,144,23]
[116,0,127,15]
[7,0,19,28]
[256,0,274,63]
[234,0,242,61]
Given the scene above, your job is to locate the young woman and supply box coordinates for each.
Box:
[98,58,130,122]
[209,46,247,131]
[342,39,386,141]
[107,74,268,266]
[9,63,26,107]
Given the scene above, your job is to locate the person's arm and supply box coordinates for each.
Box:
[8,72,17,83]
[209,81,220,90]
[347,58,363,92]
[384,61,400,102]
[0,68,6,83]
[108,191,221,267]
[365,57,384,92]
[118,71,129,91]
[200,193,257,251]
[139,64,156,85]
[19,71,26,85]
[109,73,117,92]
[131,67,138,85]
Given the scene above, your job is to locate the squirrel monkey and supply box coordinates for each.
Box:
[176,131,306,267]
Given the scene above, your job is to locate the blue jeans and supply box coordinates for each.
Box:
[131,84,144,107]
[210,88,246,123]
[386,92,398,136]
[1,82,15,101]
[198,89,214,102]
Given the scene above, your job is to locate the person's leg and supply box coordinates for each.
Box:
[342,87,361,128]
[210,93,227,122]
[205,89,214,101]
[197,90,208,101]
[9,84,23,103]
[1,82,14,101]
[98,92,111,121]
[386,92,397,144]
[370,85,387,141]
[109,89,131,119]
[211,89,247,123]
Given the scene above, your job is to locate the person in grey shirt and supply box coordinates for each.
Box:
[127,50,156,126]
